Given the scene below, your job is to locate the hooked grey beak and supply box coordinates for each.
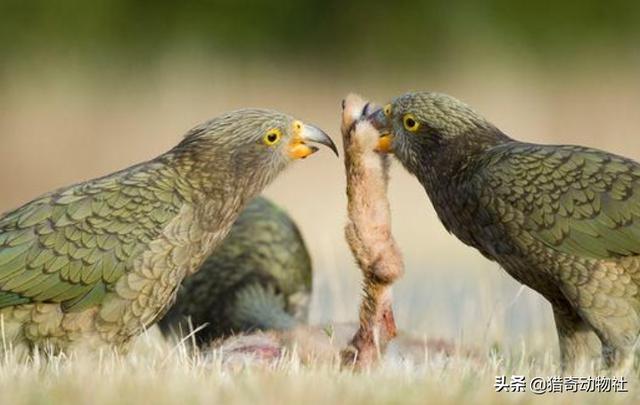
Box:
[289,123,339,159]
[367,107,391,132]
[367,107,394,153]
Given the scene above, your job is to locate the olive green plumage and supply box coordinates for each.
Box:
[370,91,640,371]
[159,196,312,345]
[0,109,333,354]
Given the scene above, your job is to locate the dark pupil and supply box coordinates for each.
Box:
[268,133,278,142]
[406,118,416,128]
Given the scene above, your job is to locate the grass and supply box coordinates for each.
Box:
[0,327,636,405]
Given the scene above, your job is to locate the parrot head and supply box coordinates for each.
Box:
[172,108,337,194]
[367,92,504,175]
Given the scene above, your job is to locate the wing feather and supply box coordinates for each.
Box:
[0,163,183,311]
[477,143,640,260]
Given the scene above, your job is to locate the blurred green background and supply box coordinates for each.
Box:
[2,0,640,73]
[1,0,640,353]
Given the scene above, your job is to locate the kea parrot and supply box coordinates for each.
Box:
[158,196,312,345]
[0,109,336,354]
[368,91,640,372]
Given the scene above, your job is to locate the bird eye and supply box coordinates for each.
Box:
[263,129,282,146]
[403,114,420,132]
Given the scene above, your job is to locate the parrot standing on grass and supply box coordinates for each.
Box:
[0,109,336,354]
[159,196,312,345]
[369,91,640,372]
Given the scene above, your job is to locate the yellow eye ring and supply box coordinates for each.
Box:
[263,128,282,146]
[403,114,420,132]
[383,104,392,117]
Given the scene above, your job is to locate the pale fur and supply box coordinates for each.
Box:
[340,94,404,369]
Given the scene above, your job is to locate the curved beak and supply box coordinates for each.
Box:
[288,122,339,159]
[368,107,394,154]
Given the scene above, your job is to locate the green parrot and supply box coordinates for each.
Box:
[368,91,640,371]
[158,196,312,345]
[0,109,336,354]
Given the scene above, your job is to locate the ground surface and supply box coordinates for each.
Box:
[0,330,637,405]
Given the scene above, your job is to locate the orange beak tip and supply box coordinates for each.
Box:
[375,134,393,153]
[288,143,317,160]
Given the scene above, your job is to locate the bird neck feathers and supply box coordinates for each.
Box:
[412,126,511,194]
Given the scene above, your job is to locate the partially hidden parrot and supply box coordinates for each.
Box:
[159,196,312,345]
